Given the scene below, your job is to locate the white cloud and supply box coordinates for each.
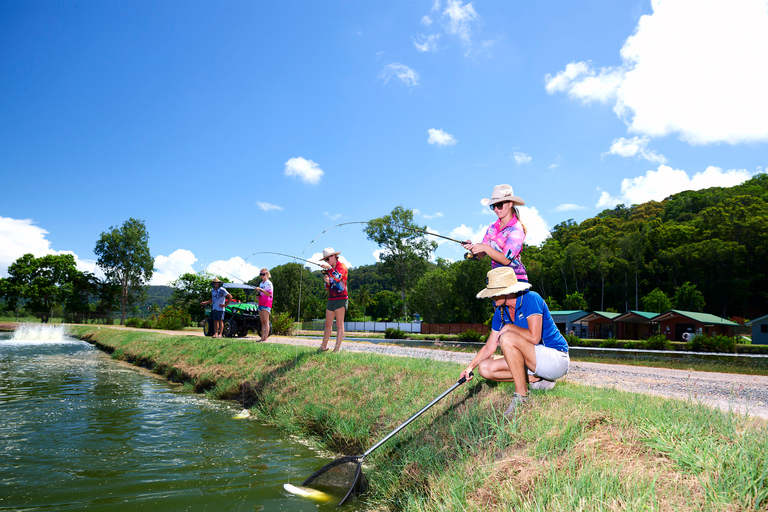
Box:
[380,63,419,86]
[421,15,433,26]
[257,201,283,211]
[448,224,485,244]
[151,249,197,285]
[518,206,550,247]
[0,217,97,278]
[602,136,667,163]
[205,257,261,283]
[545,0,768,144]
[323,211,342,220]
[595,164,757,209]
[554,204,588,212]
[413,33,440,52]
[513,152,532,165]
[308,252,353,269]
[544,61,625,104]
[448,206,550,249]
[443,0,479,47]
[548,163,560,169]
[284,157,324,185]
[427,128,457,146]
[423,211,444,219]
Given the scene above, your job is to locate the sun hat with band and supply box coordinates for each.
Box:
[211,277,223,284]
[321,247,341,261]
[476,267,532,299]
[480,184,526,207]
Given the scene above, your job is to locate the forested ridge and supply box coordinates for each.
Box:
[523,173,768,319]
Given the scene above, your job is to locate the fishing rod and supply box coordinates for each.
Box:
[302,221,478,260]
[250,251,328,270]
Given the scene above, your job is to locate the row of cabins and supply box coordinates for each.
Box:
[550,309,763,343]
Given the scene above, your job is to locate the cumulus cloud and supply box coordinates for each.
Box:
[602,136,667,163]
[448,224,485,244]
[257,201,283,211]
[284,157,324,185]
[443,0,479,46]
[544,61,625,104]
[427,128,457,146]
[545,0,768,144]
[205,257,261,283]
[151,249,197,285]
[380,63,419,86]
[554,204,588,212]
[595,165,757,209]
[308,252,352,269]
[0,216,97,278]
[449,205,550,249]
[518,206,551,247]
[421,15,433,26]
[513,152,532,165]
[413,33,440,52]
[413,209,444,219]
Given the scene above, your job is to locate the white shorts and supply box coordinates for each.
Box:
[530,345,570,381]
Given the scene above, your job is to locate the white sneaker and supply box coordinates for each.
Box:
[503,393,528,417]
[529,378,556,391]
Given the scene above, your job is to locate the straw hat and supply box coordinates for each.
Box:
[476,267,531,299]
[480,184,525,207]
[211,277,223,284]
[321,247,341,261]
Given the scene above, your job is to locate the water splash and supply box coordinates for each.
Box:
[10,323,69,342]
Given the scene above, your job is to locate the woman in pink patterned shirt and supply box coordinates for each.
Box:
[462,184,529,282]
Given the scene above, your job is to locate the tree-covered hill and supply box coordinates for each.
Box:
[523,173,768,318]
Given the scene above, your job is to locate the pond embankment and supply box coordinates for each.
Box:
[71,326,768,511]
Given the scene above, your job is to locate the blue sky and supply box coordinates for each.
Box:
[2,0,767,285]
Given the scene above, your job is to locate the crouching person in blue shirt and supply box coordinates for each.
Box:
[460,267,569,416]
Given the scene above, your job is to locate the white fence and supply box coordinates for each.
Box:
[344,321,422,333]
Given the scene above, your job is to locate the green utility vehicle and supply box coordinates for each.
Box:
[202,282,273,338]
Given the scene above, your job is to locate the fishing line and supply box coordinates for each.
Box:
[301,220,473,256]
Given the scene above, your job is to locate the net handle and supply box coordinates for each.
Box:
[362,373,472,458]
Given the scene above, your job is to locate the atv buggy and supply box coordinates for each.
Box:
[202,282,273,338]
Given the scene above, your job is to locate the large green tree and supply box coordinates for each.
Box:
[364,206,437,316]
[170,271,216,322]
[1,253,91,322]
[94,218,154,325]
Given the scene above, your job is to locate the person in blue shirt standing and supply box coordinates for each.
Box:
[200,278,232,338]
[460,267,569,416]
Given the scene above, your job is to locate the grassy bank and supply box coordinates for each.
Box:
[71,326,768,511]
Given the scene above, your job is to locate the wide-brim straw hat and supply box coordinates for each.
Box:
[321,247,341,261]
[211,278,223,284]
[476,267,532,299]
[480,184,525,206]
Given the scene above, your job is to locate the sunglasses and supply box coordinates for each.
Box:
[490,201,510,211]
[260,273,266,276]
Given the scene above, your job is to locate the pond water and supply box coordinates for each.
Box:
[0,325,361,511]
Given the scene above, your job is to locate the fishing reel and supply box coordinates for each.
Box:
[464,252,480,261]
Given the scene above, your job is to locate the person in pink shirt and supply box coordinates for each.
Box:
[318,247,348,352]
[255,268,273,342]
[462,184,528,283]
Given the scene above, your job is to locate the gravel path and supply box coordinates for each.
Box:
[270,335,768,420]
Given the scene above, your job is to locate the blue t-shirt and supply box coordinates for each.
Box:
[211,287,229,311]
[491,290,568,353]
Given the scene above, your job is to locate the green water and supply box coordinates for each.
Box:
[0,327,360,511]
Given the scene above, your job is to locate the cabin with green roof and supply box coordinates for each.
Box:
[653,310,738,341]
[614,310,658,340]
[577,311,621,339]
